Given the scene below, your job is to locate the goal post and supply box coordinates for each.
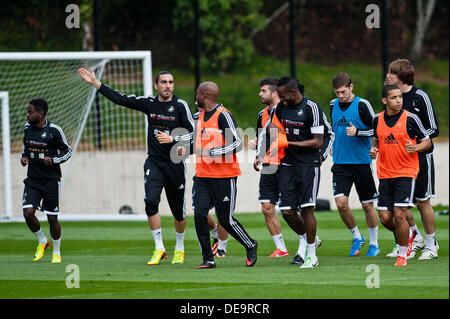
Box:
[1,92,12,219]
[0,51,152,221]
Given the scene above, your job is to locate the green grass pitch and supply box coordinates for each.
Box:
[0,209,448,299]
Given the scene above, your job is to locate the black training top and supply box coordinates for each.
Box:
[21,120,72,180]
[274,97,325,166]
[99,83,194,161]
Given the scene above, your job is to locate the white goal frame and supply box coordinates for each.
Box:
[0,51,152,221]
[1,91,12,220]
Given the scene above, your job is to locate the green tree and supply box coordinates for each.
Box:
[173,0,266,72]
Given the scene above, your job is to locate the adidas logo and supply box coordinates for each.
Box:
[336,116,348,127]
[223,196,230,202]
[384,133,398,144]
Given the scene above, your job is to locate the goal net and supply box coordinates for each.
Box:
[0,51,152,221]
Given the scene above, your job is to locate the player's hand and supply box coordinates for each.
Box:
[43,157,52,166]
[253,158,261,171]
[155,131,174,144]
[21,157,28,167]
[177,146,186,156]
[346,122,357,136]
[369,146,378,159]
[248,138,257,150]
[405,139,416,153]
[77,67,101,89]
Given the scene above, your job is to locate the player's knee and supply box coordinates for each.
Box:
[416,199,430,210]
[145,200,159,217]
[393,207,407,221]
[47,214,58,223]
[281,209,298,224]
[23,207,35,218]
[378,211,390,224]
[194,211,208,226]
[281,209,296,218]
[174,214,186,223]
[335,198,348,211]
[261,203,275,217]
[362,202,376,214]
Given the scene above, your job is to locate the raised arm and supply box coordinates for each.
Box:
[78,67,148,112]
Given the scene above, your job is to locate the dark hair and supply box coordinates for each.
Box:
[277,76,305,95]
[382,84,400,98]
[260,77,278,92]
[277,76,300,91]
[155,70,173,84]
[388,59,414,85]
[29,98,48,115]
[332,72,352,89]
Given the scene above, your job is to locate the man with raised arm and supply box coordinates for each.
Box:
[78,68,193,266]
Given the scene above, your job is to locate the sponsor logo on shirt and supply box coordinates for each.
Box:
[384,133,398,144]
[336,116,348,127]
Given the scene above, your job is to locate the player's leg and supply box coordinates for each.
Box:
[361,202,380,256]
[46,215,61,263]
[393,206,409,266]
[416,153,438,259]
[392,177,416,266]
[260,203,281,238]
[278,166,305,235]
[298,166,320,268]
[144,158,167,265]
[262,202,288,257]
[403,154,432,257]
[279,165,309,264]
[355,164,380,256]
[259,166,288,257]
[333,164,365,256]
[377,179,400,257]
[42,180,62,263]
[22,178,50,262]
[207,214,219,254]
[416,200,438,259]
[193,177,216,268]
[196,176,221,254]
[212,177,258,267]
[216,216,228,257]
[163,161,188,264]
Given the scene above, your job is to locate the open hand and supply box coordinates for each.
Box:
[78,67,101,89]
